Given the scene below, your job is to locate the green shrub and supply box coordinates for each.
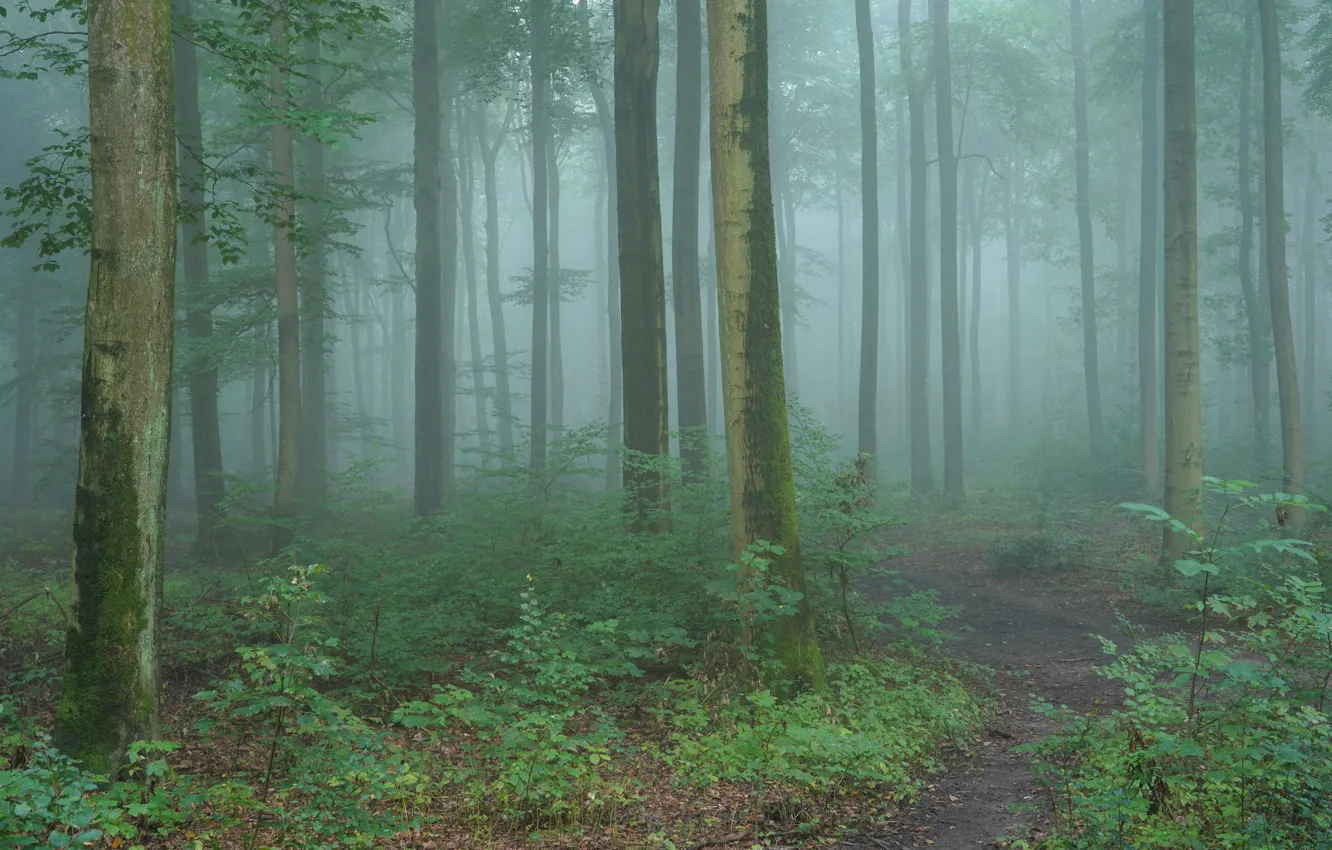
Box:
[987,533,1089,577]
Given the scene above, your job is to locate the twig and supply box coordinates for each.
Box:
[1,591,42,622]
[43,588,69,625]
[1055,656,1096,663]
[685,832,750,850]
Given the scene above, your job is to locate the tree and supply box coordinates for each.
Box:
[672,0,707,479]
[1139,0,1160,498]
[476,101,517,463]
[299,44,328,507]
[414,0,443,514]
[709,0,823,690]
[271,0,302,553]
[530,0,552,475]
[901,0,933,497]
[1071,0,1102,444]
[53,0,176,775]
[614,0,670,525]
[1259,0,1303,516]
[1162,0,1202,563]
[173,0,230,555]
[934,0,962,504]
[855,0,878,475]
[1238,10,1270,472]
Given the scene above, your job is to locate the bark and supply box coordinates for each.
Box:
[413,0,443,513]
[477,104,516,463]
[1258,0,1304,512]
[1139,0,1161,497]
[440,16,459,499]
[708,0,824,691]
[172,0,229,554]
[271,5,301,554]
[11,279,35,501]
[672,0,707,478]
[934,0,962,503]
[1162,0,1203,563]
[835,142,846,415]
[1236,11,1270,471]
[615,0,671,525]
[530,0,551,474]
[460,104,490,460]
[1072,0,1103,444]
[250,346,267,478]
[855,0,879,473]
[1302,150,1318,443]
[902,0,933,496]
[53,0,175,774]
[298,48,328,507]
[547,130,564,435]
[969,164,987,441]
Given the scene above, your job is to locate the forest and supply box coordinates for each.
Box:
[4,0,1332,846]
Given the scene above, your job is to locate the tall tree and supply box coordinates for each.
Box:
[1302,149,1319,443]
[1071,0,1102,444]
[1139,0,1161,497]
[439,6,460,499]
[53,0,176,774]
[271,2,301,553]
[1005,153,1023,431]
[933,0,962,503]
[299,45,328,506]
[1238,10,1269,471]
[615,0,670,524]
[968,163,987,440]
[901,0,933,496]
[10,280,34,502]
[172,0,229,554]
[477,102,516,463]
[413,0,443,513]
[1259,0,1304,513]
[855,0,879,475]
[1162,0,1202,563]
[673,0,707,478]
[708,0,824,690]
[459,104,491,460]
[530,0,552,474]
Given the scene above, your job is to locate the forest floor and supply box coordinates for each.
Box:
[839,516,1178,850]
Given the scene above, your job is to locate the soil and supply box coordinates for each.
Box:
[839,539,1172,850]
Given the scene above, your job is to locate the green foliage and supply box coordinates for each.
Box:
[1029,486,1332,848]
[988,532,1090,577]
[654,655,984,796]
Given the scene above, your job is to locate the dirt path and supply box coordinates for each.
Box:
[840,560,1156,849]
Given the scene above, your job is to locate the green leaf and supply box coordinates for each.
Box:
[1174,559,1217,578]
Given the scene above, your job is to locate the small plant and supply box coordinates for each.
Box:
[987,533,1089,577]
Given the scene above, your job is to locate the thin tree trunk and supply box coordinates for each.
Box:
[1139,0,1161,498]
[250,347,267,479]
[530,0,551,474]
[460,104,490,461]
[172,0,228,553]
[1072,0,1103,444]
[547,130,564,436]
[902,0,933,496]
[1237,11,1269,471]
[835,142,847,420]
[1301,149,1318,445]
[1116,160,1132,368]
[934,0,962,503]
[673,0,707,477]
[1259,0,1304,513]
[53,0,174,774]
[477,104,515,463]
[298,46,328,507]
[615,0,670,525]
[705,191,721,436]
[855,0,879,473]
[440,17,459,498]
[271,6,302,554]
[969,165,987,441]
[11,281,34,501]
[709,0,824,690]
[596,158,610,418]
[1162,0,1203,563]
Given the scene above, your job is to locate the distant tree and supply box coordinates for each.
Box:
[53,0,176,775]
[1070,0,1102,445]
[855,0,879,477]
[414,0,443,513]
[901,0,933,497]
[934,0,963,504]
[1139,0,1161,498]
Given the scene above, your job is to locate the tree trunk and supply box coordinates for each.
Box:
[934,0,962,503]
[902,0,933,496]
[1237,11,1269,471]
[460,103,490,461]
[271,6,301,554]
[708,0,824,690]
[172,0,228,553]
[11,280,34,502]
[1161,0,1203,563]
[547,130,564,436]
[53,0,175,774]
[440,19,459,498]
[1071,0,1103,444]
[1302,149,1318,444]
[969,164,987,441]
[299,49,328,508]
[530,0,552,474]
[855,0,879,474]
[1139,0,1161,498]
[672,0,707,478]
[477,105,516,464]
[835,142,847,418]
[250,347,267,479]
[1258,0,1304,513]
[615,0,670,525]
[413,0,443,513]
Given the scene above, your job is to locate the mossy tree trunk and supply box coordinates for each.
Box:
[615,0,670,527]
[855,0,879,475]
[1259,0,1304,519]
[1162,0,1203,563]
[413,0,443,514]
[172,0,230,555]
[54,0,176,775]
[270,2,301,554]
[708,0,824,691]
[672,0,707,480]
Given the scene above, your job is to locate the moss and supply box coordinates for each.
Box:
[53,393,161,777]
